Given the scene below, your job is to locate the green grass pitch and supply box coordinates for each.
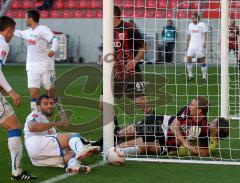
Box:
[0,64,239,183]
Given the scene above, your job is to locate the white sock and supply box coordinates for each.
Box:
[201,63,207,79]
[8,129,23,176]
[186,62,193,77]
[122,146,139,155]
[67,157,80,168]
[69,134,84,154]
[31,98,37,112]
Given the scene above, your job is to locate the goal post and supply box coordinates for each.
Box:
[103,0,114,161]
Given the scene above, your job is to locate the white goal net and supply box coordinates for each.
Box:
[103,0,240,165]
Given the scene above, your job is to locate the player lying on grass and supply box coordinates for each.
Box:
[116,96,228,157]
[119,116,229,157]
[24,94,100,173]
[0,16,36,180]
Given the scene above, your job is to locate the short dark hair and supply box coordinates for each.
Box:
[192,13,200,20]
[36,94,51,105]
[27,9,40,23]
[216,117,229,139]
[0,16,16,31]
[114,6,121,17]
[195,96,209,114]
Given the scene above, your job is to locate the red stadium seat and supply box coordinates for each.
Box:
[49,10,61,18]
[146,0,156,8]
[189,2,199,9]
[97,9,103,18]
[178,2,189,9]
[230,11,240,19]
[85,9,97,18]
[144,9,155,18]
[11,0,22,9]
[122,8,133,18]
[135,0,144,8]
[134,9,144,18]
[54,0,65,9]
[124,0,134,8]
[72,10,84,18]
[176,10,187,18]
[155,10,166,19]
[78,0,88,8]
[114,0,124,7]
[168,0,178,9]
[23,0,33,9]
[157,0,167,9]
[34,1,42,9]
[89,0,99,8]
[205,2,220,9]
[235,2,240,8]
[5,10,15,17]
[15,10,25,18]
[65,0,76,9]
[39,11,49,18]
[203,11,220,19]
[166,11,174,18]
[62,10,72,18]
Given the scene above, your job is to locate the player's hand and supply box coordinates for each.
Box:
[8,90,21,107]
[48,50,55,57]
[186,144,198,154]
[125,60,136,71]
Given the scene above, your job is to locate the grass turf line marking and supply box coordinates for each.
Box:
[40,161,105,183]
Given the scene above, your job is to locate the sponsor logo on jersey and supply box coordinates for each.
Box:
[192,29,200,33]
[27,39,36,45]
[1,50,6,58]
[32,114,39,118]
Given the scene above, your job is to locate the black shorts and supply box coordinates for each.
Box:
[135,115,165,146]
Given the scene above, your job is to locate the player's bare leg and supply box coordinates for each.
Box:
[29,87,39,111]
[198,57,207,81]
[2,115,36,179]
[186,57,193,80]
[119,137,143,147]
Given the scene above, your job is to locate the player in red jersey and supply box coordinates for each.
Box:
[229,19,240,66]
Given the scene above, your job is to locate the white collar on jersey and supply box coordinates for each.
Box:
[0,34,6,41]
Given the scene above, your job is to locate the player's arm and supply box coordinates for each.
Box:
[202,23,208,49]
[40,26,59,57]
[28,121,67,132]
[14,30,28,40]
[170,119,198,154]
[185,34,190,51]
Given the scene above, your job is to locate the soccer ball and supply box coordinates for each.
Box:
[106,147,125,165]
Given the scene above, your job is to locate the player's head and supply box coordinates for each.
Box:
[0,16,16,43]
[114,6,121,19]
[25,9,40,26]
[36,94,54,117]
[210,117,229,139]
[191,13,200,24]
[188,96,208,116]
[167,20,173,27]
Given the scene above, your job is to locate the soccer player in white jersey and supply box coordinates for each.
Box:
[186,13,208,81]
[13,10,63,114]
[24,94,100,173]
[0,16,36,180]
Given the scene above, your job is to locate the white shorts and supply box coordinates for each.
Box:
[25,135,64,168]
[27,70,56,90]
[187,47,206,59]
[0,95,15,124]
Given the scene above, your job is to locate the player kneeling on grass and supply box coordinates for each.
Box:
[117,96,218,157]
[24,94,100,173]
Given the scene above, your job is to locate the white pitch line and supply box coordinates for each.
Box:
[40,161,105,183]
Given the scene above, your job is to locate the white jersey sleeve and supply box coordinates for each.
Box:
[14,30,29,40]
[201,22,208,33]
[40,26,58,52]
[0,69,12,92]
